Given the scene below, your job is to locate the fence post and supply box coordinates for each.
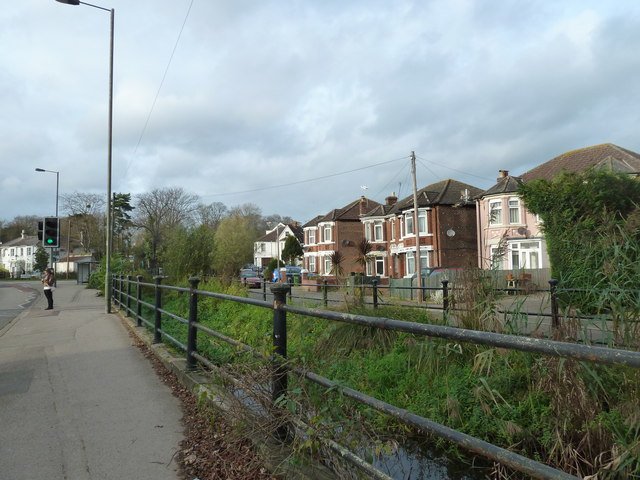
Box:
[136,275,143,327]
[126,275,132,317]
[153,275,163,344]
[323,280,328,307]
[187,277,201,371]
[262,279,267,302]
[442,280,449,319]
[271,283,290,440]
[372,279,379,309]
[549,279,560,331]
[117,275,123,308]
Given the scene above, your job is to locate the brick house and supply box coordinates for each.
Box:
[360,179,483,279]
[476,143,640,270]
[302,197,381,279]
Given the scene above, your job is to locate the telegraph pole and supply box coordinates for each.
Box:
[411,151,423,302]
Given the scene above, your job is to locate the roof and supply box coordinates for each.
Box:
[520,143,640,183]
[386,179,483,215]
[305,197,382,226]
[0,235,41,248]
[256,223,304,243]
[478,175,522,198]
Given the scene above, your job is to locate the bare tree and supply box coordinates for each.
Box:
[60,192,106,258]
[133,187,199,272]
[195,202,228,231]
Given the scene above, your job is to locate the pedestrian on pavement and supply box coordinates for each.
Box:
[42,268,55,310]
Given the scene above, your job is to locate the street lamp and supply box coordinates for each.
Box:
[34,168,59,217]
[55,0,114,314]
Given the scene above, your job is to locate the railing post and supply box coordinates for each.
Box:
[442,280,449,319]
[271,283,291,440]
[126,275,132,317]
[117,275,122,308]
[187,277,201,371]
[549,279,560,331]
[372,279,379,309]
[323,280,328,307]
[136,275,143,327]
[153,275,163,344]
[262,279,267,302]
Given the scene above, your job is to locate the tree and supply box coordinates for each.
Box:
[133,187,199,272]
[112,193,134,256]
[34,246,49,272]
[164,225,215,282]
[0,215,40,242]
[195,202,227,232]
[519,169,640,286]
[213,215,256,280]
[61,192,106,259]
[281,235,303,265]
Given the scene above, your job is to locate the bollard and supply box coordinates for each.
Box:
[323,280,328,307]
[372,279,379,309]
[271,283,291,441]
[126,275,132,317]
[442,280,449,319]
[187,277,201,371]
[153,276,163,344]
[262,279,267,302]
[136,275,143,327]
[549,279,560,331]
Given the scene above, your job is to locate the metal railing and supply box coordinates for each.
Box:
[111,274,640,480]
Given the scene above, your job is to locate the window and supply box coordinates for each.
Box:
[404,210,427,235]
[308,229,316,244]
[375,257,384,276]
[373,221,383,241]
[27,248,31,256]
[508,198,520,224]
[364,222,372,241]
[391,219,396,241]
[490,246,504,270]
[308,256,316,273]
[324,255,332,275]
[509,240,542,269]
[406,251,428,275]
[404,213,414,235]
[323,225,332,243]
[489,200,502,225]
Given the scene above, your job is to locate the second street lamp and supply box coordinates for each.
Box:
[35,168,59,217]
[55,0,114,314]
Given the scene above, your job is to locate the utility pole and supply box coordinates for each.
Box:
[411,151,423,302]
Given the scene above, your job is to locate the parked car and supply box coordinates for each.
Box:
[284,265,301,284]
[240,269,262,288]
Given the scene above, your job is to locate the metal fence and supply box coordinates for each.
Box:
[111,274,640,480]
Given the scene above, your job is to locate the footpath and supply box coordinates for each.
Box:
[0,280,185,480]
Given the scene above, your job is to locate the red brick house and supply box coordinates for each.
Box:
[360,179,483,279]
[302,197,381,279]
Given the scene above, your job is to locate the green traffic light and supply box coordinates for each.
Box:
[46,239,54,245]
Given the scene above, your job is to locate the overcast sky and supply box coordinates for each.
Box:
[1,0,639,225]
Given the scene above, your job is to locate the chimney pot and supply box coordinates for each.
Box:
[497,170,509,182]
[385,191,398,206]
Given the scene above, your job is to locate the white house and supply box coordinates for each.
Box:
[0,231,42,277]
[254,222,303,267]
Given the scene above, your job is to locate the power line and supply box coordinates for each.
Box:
[201,156,408,198]
[416,154,493,182]
[122,0,195,178]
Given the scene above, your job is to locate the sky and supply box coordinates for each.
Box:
[1,0,639,225]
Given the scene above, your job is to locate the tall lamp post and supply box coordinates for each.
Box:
[55,0,114,313]
[34,168,59,217]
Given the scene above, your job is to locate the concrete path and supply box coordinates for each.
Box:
[0,281,185,480]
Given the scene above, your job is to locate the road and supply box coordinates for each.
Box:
[0,282,40,331]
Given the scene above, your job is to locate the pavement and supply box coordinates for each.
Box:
[0,280,185,480]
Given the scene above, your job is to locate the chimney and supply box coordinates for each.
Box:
[385,192,398,206]
[291,221,298,228]
[21,230,25,239]
[359,196,368,215]
[497,170,509,182]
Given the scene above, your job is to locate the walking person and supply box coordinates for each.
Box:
[42,268,55,310]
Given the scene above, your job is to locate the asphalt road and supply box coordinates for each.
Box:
[0,282,40,331]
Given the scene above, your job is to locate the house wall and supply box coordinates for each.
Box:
[477,194,548,269]
[435,205,478,268]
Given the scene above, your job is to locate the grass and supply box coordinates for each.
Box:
[132,277,640,478]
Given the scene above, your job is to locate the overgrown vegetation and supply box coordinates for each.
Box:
[130,275,640,479]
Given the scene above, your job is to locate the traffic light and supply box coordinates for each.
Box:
[37,221,44,241]
[43,217,60,247]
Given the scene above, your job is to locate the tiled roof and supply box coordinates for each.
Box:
[520,143,640,183]
[307,197,382,225]
[256,223,304,243]
[388,179,483,214]
[478,175,522,198]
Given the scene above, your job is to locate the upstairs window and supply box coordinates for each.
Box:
[373,221,383,241]
[508,198,521,224]
[323,225,332,243]
[308,229,316,244]
[489,200,502,225]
